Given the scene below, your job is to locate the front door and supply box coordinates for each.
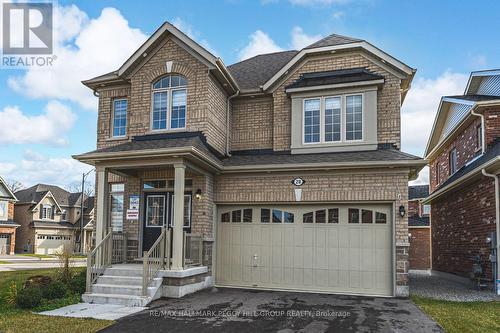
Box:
[142,192,168,252]
[0,234,10,255]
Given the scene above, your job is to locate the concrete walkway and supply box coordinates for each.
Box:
[39,303,147,320]
[0,261,86,271]
[410,272,500,302]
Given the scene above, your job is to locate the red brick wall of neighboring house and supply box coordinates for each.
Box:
[431,177,497,279]
[408,199,420,217]
[8,202,14,220]
[429,118,482,192]
[409,227,431,270]
[484,107,500,147]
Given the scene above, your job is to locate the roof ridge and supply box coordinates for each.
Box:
[228,50,298,67]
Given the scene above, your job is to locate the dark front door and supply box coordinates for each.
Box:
[142,192,168,252]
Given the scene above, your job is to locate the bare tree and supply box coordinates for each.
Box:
[5,179,25,193]
[66,180,95,197]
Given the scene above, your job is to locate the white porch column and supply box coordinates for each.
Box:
[171,163,186,270]
[95,168,109,243]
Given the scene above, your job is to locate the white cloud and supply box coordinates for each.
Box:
[0,101,76,145]
[0,151,93,188]
[332,11,345,19]
[401,71,468,157]
[238,30,284,60]
[290,26,322,49]
[171,17,217,56]
[409,166,429,186]
[8,6,147,111]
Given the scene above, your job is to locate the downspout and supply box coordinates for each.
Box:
[482,169,500,294]
[226,91,239,156]
[471,107,485,154]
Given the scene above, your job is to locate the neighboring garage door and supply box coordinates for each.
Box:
[0,234,10,255]
[216,204,393,296]
[36,234,73,255]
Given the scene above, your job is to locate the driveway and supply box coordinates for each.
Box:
[102,288,442,333]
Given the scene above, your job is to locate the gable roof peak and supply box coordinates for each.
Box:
[304,32,362,50]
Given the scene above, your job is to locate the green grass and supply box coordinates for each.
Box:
[17,254,54,259]
[411,295,500,333]
[0,261,9,264]
[0,268,113,333]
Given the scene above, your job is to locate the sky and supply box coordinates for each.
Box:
[0,0,499,189]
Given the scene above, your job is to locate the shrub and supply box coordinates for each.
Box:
[16,287,42,309]
[23,275,52,289]
[68,269,86,295]
[4,282,17,306]
[42,281,67,300]
[55,249,74,284]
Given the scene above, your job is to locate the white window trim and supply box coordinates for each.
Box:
[449,148,458,175]
[42,204,53,220]
[111,98,128,138]
[150,84,187,132]
[0,201,8,221]
[145,194,167,228]
[302,93,364,145]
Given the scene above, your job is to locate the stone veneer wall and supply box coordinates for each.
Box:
[271,52,402,151]
[214,168,411,296]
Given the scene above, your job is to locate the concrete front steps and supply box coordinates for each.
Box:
[82,264,162,307]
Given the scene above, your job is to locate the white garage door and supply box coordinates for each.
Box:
[36,234,73,255]
[216,204,393,296]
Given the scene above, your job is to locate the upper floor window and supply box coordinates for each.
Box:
[303,94,363,144]
[0,201,7,221]
[112,99,127,137]
[476,124,482,150]
[61,209,67,221]
[422,204,430,215]
[449,148,457,175]
[41,205,53,220]
[151,75,187,131]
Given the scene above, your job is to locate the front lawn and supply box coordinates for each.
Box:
[0,268,113,333]
[17,254,55,259]
[412,295,500,333]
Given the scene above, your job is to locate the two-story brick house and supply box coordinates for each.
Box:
[424,69,500,292]
[14,184,90,255]
[408,185,431,272]
[0,176,19,255]
[74,22,425,305]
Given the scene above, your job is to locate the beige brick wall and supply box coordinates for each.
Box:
[231,95,273,151]
[96,38,228,154]
[271,52,402,151]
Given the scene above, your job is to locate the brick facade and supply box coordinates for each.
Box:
[409,227,431,270]
[432,177,497,279]
[484,107,500,147]
[408,200,420,217]
[271,52,402,151]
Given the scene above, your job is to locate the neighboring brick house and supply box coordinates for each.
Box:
[74,22,425,305]
[0,176,20,255]
[424,69,500,290]
[14,184,90,255]
[408,185,431,272]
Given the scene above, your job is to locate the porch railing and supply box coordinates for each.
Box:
[142,227,171,296]
[111,232,127,264]
[86,230,113,293]
[183,232,203,268]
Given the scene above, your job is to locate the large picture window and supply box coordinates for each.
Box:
[112,99,127,137]
[0,201,7,221]
[303,94,363,144]
[151,75,187,131]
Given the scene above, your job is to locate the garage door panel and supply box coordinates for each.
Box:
[217,204,393,296]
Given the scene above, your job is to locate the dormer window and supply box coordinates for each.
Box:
[42,205,53,220]
[61,209,67,221]
[151,75,187,131]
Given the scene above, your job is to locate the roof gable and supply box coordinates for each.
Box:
[0,176,17,201]
[304,33,362,49]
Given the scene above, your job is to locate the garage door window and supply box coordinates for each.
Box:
[243,209,252,222]
[221,212,230,222]
[328,209,339,223]
[362,209,373,223]
[261,209,270,223]
[232,210,241,223]
[348,209,359,223]
[375,212,387,224]
[315,210,326,223]
[304,208,338,224]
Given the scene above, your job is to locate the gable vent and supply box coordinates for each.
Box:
[440,102,472,140]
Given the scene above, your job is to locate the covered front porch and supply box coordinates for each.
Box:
[73,136,222,305]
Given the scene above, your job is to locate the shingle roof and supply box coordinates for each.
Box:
[409,216,430,227]
[409,185,429,200]
[228,50,299,91]
[14,184,86,207]
[435,139,500,192]
[223,146,423,167]
[445,94,500,102]
[83,132,223,161]
[304,33,362,49]
[286,68,383,90]
[30,221,76,229]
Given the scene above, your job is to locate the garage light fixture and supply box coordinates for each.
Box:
[195,189,202,200]
[399,205,406,218]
